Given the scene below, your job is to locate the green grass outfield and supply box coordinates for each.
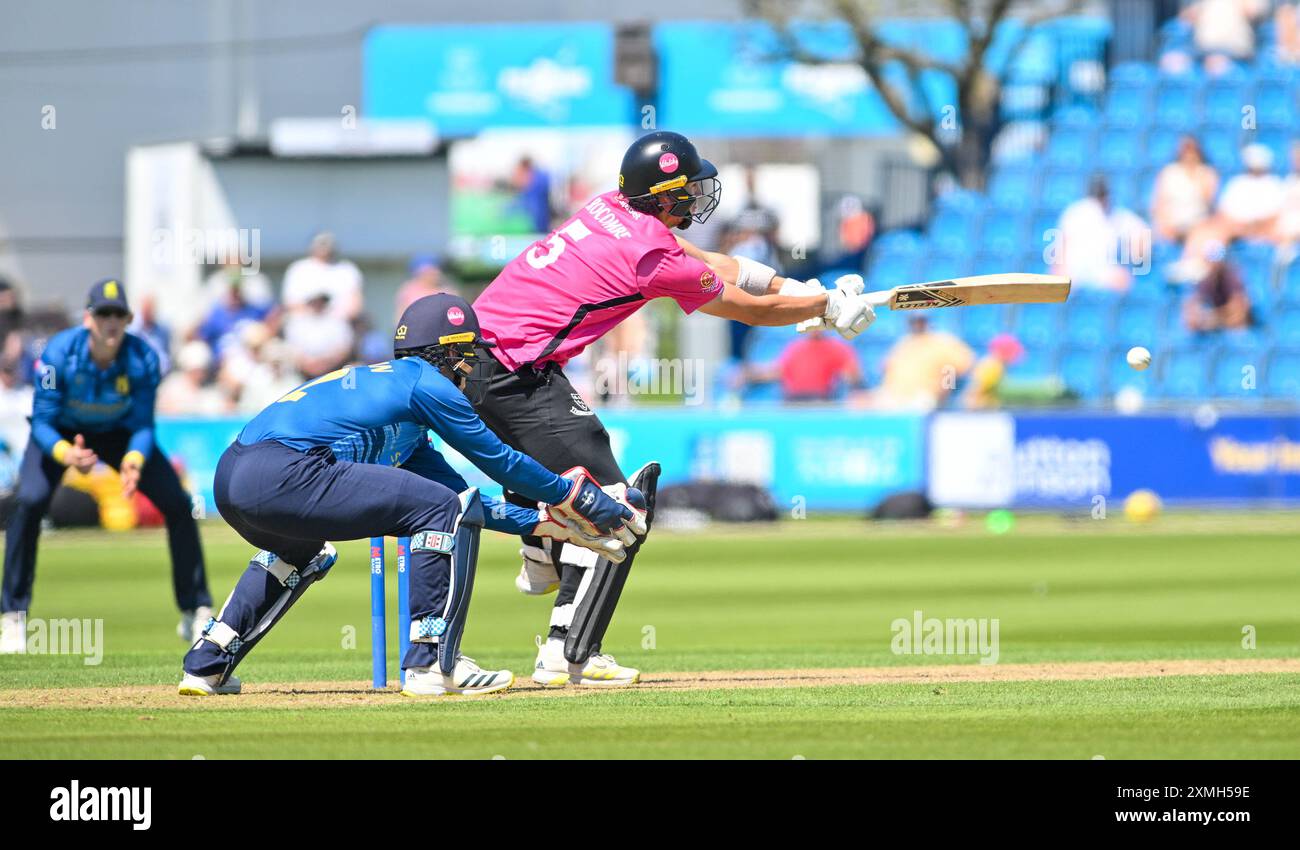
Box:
[2,513,1298,758]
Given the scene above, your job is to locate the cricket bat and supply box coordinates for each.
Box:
[866,273,1071,310]
[798,273,1071,331]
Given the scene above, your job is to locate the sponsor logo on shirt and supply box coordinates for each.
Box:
[569,392,594,416]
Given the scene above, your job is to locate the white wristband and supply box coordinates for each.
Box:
[734,255,778,295]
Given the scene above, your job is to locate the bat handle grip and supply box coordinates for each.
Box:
[866,290,894,308]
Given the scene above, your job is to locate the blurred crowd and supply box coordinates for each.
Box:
[0,232,461,423]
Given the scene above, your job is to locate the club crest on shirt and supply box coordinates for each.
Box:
[700,270,716,290]
[569,393,594,416]
[116,375,130,394]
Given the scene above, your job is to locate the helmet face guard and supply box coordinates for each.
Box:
[399,332,494,405]
[626,158,722,227]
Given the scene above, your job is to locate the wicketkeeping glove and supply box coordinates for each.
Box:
[532,507,628,563]
[548,467,637,545]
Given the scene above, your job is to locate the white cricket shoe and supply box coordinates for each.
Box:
[401,654,513,697]
[531,635,640,688]
[178,672,241,696]
[178,606,214,642]
[0,611,26,654]
[514,545,559,595]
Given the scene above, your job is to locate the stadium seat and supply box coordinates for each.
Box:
[1265,348,1300,396]
[959,304,1010,348]
[1268,305,1300,346]
[1059,347,1107,399]
[1098,127,1144,171]
[1202,78,1253,128]
[989,167,1039,211]
[1211,347,1263,398]
[1060,297,1112,348]
[1154,80,1199,130]
[1041,169,1088,211]
[1014,302,1068,349]
[1200,126,1243,172]
[1044,127,1096,170]
[925,252,974,282]
[1110,62,1157,88]
[928,209,982,255]
[866,257,920,291]
[1253,82,1296,130]
[980,214,1029,257]
[934,189,986,216]
[1053,105,1099,129]
[1143,126,1182,169]
[1103,85,1149,129]
[1114,296,1164,345]
[1157,346,1211,398]
[872,230,926,256]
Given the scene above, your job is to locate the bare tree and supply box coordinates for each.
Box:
[747,0,1089,189]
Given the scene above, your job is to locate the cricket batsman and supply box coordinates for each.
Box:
[1,279,213,653]
[472,130,875,686]
[178,294,644,697]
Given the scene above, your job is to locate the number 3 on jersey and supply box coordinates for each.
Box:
[525,219,593,270]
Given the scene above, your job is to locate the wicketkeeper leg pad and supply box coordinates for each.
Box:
[188,543,337,685]
[406,488,484,676]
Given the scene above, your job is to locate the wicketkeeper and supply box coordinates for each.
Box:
[472,130,875,686]
[179,294,643,697]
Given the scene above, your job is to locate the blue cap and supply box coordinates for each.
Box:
[408,253,440,275]
[394,293,494,354]
[87,278,130,312]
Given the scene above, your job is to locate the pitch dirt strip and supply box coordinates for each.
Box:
[4,658,1298,709]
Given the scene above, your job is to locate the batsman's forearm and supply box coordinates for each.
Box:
[732,292,828,326]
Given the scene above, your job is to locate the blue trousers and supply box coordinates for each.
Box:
[2,431,210,613]
[183,439,462,676]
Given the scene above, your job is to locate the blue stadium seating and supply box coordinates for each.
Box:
[1202,78,1253,128]
[928,208,982,255]
[980,214,1029,257]
[1014,302,1068,349]
[1200,126,1243,171]
[1274,307,1300,346]
[1062,297,1116,348]
[959,304,1009,348]
[1158,346,1211,398]
[1114,296,1164,345]
[1012,345,1058,377]
[988,167,1039,211]
[1059,347,1107,399]
[1096,126,1143,171]
[1041,169,1088,211]
[1045,127,1096,169]
[1103,84,1149,129]
[1211,344,1263,398]
[1143,126,1182,169]
[1155,79,1200,130]
[1266,348,1300,395]
[1253,81,1296,130]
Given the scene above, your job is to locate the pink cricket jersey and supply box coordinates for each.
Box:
[473,191,724,371]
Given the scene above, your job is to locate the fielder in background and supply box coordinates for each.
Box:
[179,294,643,697]
[1,279,212,653]
[472,130,876,687]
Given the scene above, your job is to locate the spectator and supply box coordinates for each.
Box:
[201,259,273,316]
[157,341,229,415]
[874,315,975,411]
[1151,136,1219,243]
[1278,1,1300,64]
[963,333,1026,410]
[724,183,784,361]
[1216,144,1284,240]
[0,279,27,379]
[510,157,552,233]
[1183,0,1266,69]
[128,293,172,375]
[282,232,364,323]
[1183,241,1253,332]
[283,290,354,379]
[1052,176,1150,292]
[394,254,455,321]
[218,322,300,414]
[746,326,863,402]
[1274,141,1300,253]
[196,276,273,363]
